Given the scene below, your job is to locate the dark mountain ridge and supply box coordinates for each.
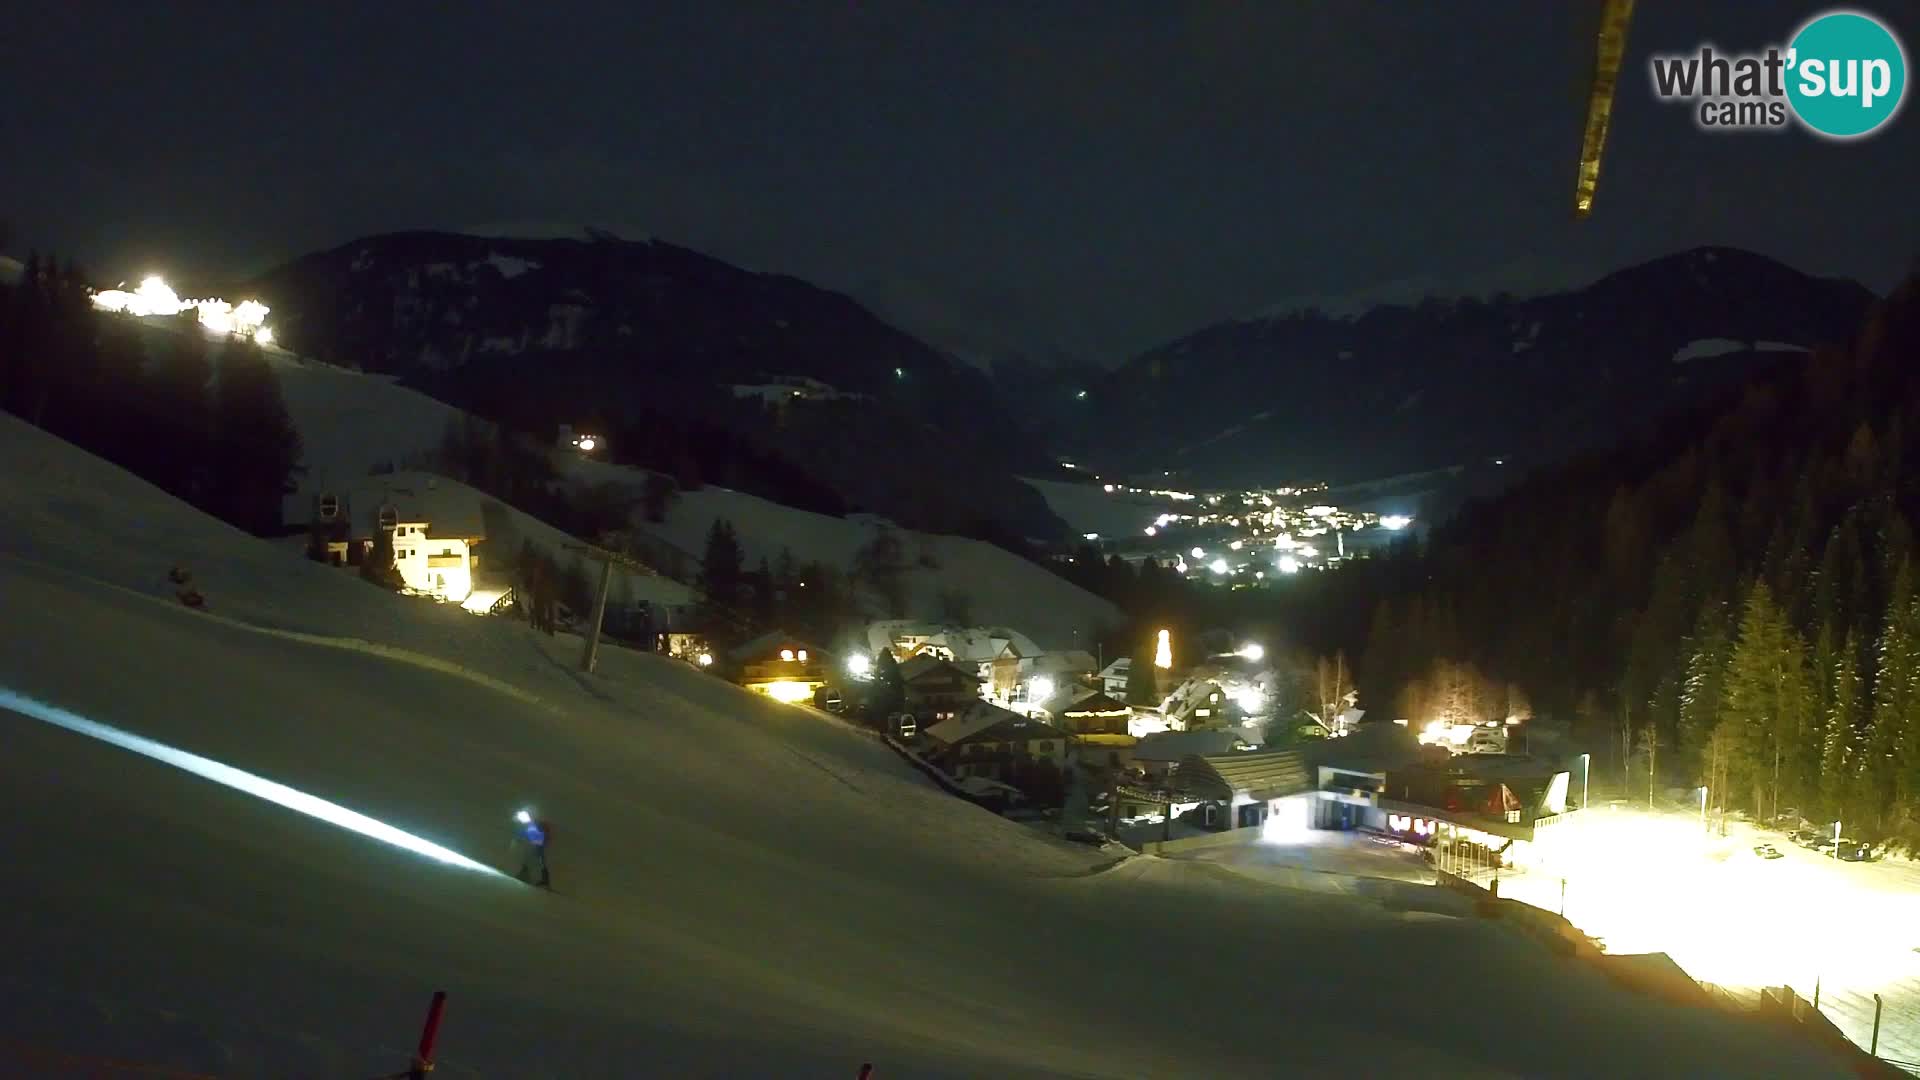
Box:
[244,230,1064,540]
[1064,247,1875,491]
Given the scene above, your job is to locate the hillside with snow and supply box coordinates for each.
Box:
[241,230,1063,540]
[0,413,1861,1077]
[259,342,1116,646]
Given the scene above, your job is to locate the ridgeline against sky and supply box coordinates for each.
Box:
[1,2,1913,363]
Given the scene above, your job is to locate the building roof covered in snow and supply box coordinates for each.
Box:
[1062,691,1131,717]
[725,629,834,667]
[897,654,982,686]
[922,701,1056,749]
[1026,650,1097,677]
[1173,748,1313,802]
[869,620,1044,664]
[1133,729,1248,763]
[319,472,487,541]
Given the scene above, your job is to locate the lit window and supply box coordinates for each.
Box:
[797,649,808,662]
[780,649,794,662]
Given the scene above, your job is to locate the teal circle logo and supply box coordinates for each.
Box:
[1786,10,1907,138]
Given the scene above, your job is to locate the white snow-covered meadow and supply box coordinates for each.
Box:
[0,412,1864,1077]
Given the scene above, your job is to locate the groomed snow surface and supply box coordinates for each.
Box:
[0,413,1864,1077]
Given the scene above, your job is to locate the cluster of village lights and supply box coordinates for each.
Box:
[90,276,276,345]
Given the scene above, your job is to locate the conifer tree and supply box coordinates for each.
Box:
[1862,559,1919,830]
[1820,629,1861,820]
[208,336,303,534]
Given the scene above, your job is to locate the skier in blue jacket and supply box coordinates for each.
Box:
[513,809,552,889]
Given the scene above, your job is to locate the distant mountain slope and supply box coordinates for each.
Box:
[243,231,1063,540]
[1068,247,1874,488]
[250,342,1119,647]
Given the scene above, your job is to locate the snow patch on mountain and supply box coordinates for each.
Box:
[483,253,538,279]
[1253,257,1597,323]
[1670,338,1749,364]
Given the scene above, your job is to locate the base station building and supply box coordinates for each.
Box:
[1168,723,1575,878]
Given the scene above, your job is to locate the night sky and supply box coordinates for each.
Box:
[2,1,1913,363]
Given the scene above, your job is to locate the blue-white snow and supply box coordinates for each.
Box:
[0,412,1859,1077]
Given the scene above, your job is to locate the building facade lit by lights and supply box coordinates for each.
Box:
[1163,723,1573,880]
[306,474,485,604]
[726,630,834,704]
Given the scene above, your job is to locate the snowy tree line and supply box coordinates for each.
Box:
[0,255,304,535]
[1283,272,1920,847]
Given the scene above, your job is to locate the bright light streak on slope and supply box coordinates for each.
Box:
[0,687,503,875]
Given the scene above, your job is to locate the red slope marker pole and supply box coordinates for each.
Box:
[409,991,448,1079]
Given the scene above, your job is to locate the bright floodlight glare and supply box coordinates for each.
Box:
[1191,547,1205,559]
[1209,558,1229,575]
[847,653,872,677]
[1029,676,1055,702]
[1278,555,1301,574]
[1381,514,1413,530]
[1237,643,1265,662]
[515,809,532,824]
[696,652,714,667]
[1,687,503,876]
[762,680,814,704]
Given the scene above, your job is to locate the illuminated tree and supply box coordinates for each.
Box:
[1715,580,1811,819]
[1820,628,1861,820]
[1859,559,1919,834]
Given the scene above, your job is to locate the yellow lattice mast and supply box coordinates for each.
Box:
[1575,0,1638,218]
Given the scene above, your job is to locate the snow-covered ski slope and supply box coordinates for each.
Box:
[0,414,1855,1078]
[265,351,1119,648]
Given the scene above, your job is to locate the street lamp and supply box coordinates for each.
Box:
[1580,753,1590,811]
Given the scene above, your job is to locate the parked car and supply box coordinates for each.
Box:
[1790,828,1827,847]
[1752,844,1784,860]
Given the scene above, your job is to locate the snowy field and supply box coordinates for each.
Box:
[1019,476,1176,541]
[252,343,1117,647]
[1495,807,1920,1069]
[623,478,1119,648]
[0,413,1869,1076]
